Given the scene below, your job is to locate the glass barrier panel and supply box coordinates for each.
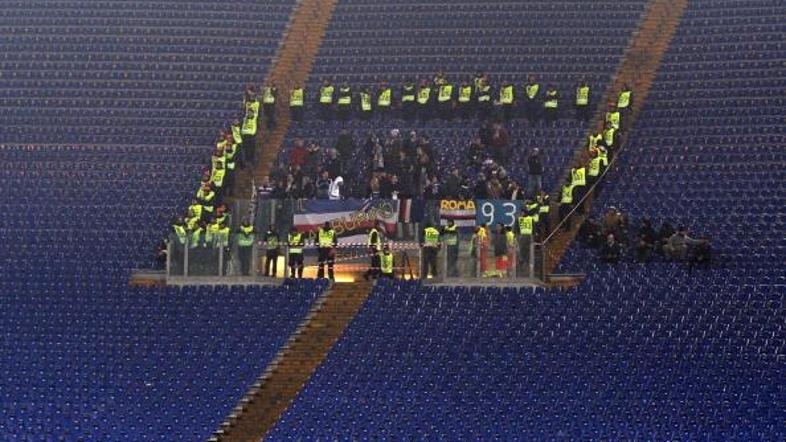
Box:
[186,242,220,276]
[168,234,186,276]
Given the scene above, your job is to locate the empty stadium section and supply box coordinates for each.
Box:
[0,0,783,440]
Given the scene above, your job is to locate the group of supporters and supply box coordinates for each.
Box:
[578,208,711,267]
[246,72,631,121]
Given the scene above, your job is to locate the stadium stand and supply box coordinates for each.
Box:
[0,280,324,440]
[0,1,314,439]
[272,0,650,197]
[271,276,784,440]
[0,0,294,147]
[266,0,785,439]
[556,0,786,273]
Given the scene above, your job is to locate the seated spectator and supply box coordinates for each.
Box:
[658,220,675,253]
[578,218,602,247]
[664,226,704,260]
[334,129,356,159]
[602,206,623,235]
[600,233,622,263]
[639,217,657,245]
[689,239,712,266]
[632,234,654,263]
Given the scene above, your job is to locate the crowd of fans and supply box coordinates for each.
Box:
[578,207,711,267]
[259,120,551,201]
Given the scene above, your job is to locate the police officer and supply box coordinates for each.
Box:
[316,221,337,280]
[518,206,535,277]
[367,226,382,277]
[543,86,559,122]
[400,80,416,119]
[576,78,591,121]
[416,79,432,120]
[213,220,231,274]
[359,87,373,119]
[377,81,392,117]
[457,80,473,118]
[559,176,575,231]
[476,75,492,118]
[603,120,617,151]
[170,217,187,271]
[571,165,587,215]
[442,219,459,277]
[290,84,305,121]
[236,218,256,276]
[471,223,489,277]
[363,246,381,281]
[336,82,351,120]
[437,78,453,118]
[421,223,441,278]
[287,227,304,279]
[261,82,277,129]
[587,148,602,189]
[319,79,334,119]
[617,84,632,113]
[379,244,395,279]
[587,121,604,151]
[230,119,246,164]
[499,80,515,120]
[536,191,551,239]
[605,103,621,132]
[263,224,280,277]
[241,87,260,154]
[524,75,541,121]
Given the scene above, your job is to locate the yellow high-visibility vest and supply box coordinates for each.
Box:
[588,157,601,177]
[518,216,534,236]
[290,88,304,107]
[380,252,394,274]
[500,85,514,105]
[544,90,558,109]
[477,84,491,102]
[576,86,589,106]
[262,87,275,104]
[360,92,372,112]
[526,84,540,99]
[378,88,391,107]
[458,86,472,103]
[320,85,334,104]
[417,87,431,105]
[571,167,586,187]
[438,84,453,102]
[606,111,620,129]
[561,184,574,204]
[318,228,335,247]
[604,127,616,146]
[618,90,631,109]
[402,85,416,102]
[337,87,351,105]
[423,227,440,246]
[241,100,259,136]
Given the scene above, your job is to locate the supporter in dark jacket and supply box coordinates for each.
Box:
[527,147,544,196]
[600,233,623,263]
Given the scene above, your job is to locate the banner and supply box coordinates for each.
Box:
[439,200,476,227]
[293,199,399,244]
[475,199,521,227]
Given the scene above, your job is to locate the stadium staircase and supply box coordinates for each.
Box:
[212,281,373,441]
[544,0,690,275]
[234,0,338,198]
